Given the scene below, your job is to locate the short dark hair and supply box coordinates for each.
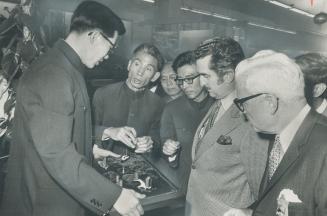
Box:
[133,43,165,72]
[70,1,125,37]
[172,51,196,73]
[194,37,244,78]
[295,53,327,104]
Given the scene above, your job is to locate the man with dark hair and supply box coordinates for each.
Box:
[185,37,268,216]
[92,43,165,156]
[159,51,213,195]
[295,53,327,116]
[0,1,145,216]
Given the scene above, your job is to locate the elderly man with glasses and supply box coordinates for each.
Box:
[158,51,213,198]
[225,50,327,216]
[185,37,269,216]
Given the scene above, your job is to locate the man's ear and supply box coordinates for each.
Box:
[151,72,160,82]
[127,60,132,72]
[265,94,279,115]
[313,83,327,98]
[222,71,235,83]
[87,31,99,44]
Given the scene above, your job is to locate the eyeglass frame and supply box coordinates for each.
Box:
[233,93,264,112]
[175,74,200,86]
[99,32,118,56]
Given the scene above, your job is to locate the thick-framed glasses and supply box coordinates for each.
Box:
[233,93,264,112]
[175,74,200,86]
[99,32,117,56]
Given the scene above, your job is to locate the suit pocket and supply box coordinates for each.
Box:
[288,203,307,216]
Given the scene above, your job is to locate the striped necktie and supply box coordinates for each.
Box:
[198,100,222,139]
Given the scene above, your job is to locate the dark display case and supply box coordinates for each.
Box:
[95,153,184,214]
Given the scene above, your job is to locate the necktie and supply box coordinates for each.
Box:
[198,100,222,139]
[268,135,284,180]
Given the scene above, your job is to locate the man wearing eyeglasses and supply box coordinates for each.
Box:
[92,43,165,156]
[225,50,327,216]
[0,1,146,216]
[185,37,268,216]
[158,51,213,197]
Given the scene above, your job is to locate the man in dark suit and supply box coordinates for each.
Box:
[0,1,145,216]
[92,43,165,155]
[185,37,268,216]
[228,50,327,216]
[296,53,327,116]
[159,51,213,195]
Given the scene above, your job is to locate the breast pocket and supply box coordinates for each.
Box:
[288,203,307,216]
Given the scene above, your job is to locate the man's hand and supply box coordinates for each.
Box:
[223,208,253,216]
[162,139,180,155]
[135,136,153,153]
[92,145,121,160]
[102,126,137,148]
[113,188,146,216]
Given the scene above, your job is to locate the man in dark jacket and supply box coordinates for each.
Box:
[159,51,213,195]
[92,43,165,155]
[0,1,145,216]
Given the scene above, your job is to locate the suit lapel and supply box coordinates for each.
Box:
[258,110,318,199]
[193,104,242,161]
[191,102,214,160]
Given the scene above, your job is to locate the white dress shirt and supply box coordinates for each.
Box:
[214,91,236,124]
[316,98,327,114]
[279,104,311,154]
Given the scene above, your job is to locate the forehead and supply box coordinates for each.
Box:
[161,66,175,76]
[196,55,215,75]
[132,51,158,68]
[177,64,197,77]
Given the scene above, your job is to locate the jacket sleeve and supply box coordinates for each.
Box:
[92,87,107,145]
[21,65,122,215]
[314,154,327,216]
[240,124,269,201]
[148,99,164,156]
[160,105,177,146]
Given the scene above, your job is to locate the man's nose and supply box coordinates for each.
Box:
[137,67,145,76]
[180,81,190,90]
[167,79,175,86]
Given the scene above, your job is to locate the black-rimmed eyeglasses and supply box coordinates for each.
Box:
[175,74,200,86]
[99,32,117,56]
[233,93,264,112]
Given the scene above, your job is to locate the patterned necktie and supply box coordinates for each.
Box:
[268,135,284,180]
[198,100,222,139]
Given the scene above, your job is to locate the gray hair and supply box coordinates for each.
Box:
[235,50,304,101]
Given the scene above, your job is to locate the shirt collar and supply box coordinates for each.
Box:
[279,104,311,153]
[221,90,236,111]
[316,98,327,114]
[54,39,86,76]
[123,81,145,98]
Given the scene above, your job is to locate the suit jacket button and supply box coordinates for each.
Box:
[191,163,196,169]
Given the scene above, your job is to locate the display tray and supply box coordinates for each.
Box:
[95,153,182,211]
